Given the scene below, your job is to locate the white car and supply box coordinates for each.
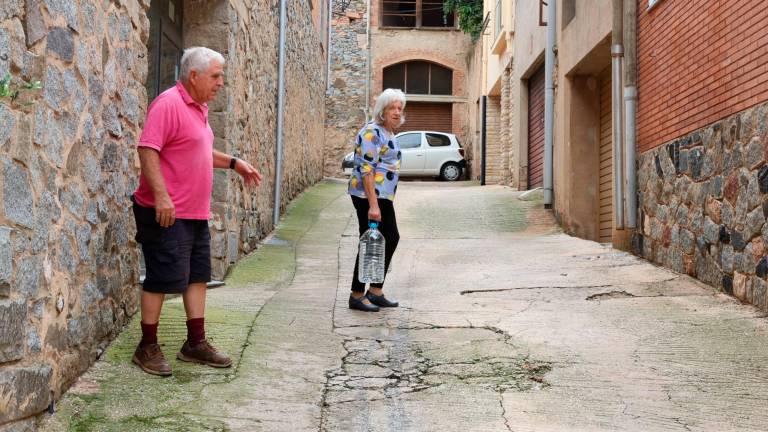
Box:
[342,131,467,181]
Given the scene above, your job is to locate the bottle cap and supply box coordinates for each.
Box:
[368,220,379,229]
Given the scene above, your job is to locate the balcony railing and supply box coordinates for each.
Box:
[494,0,502,39]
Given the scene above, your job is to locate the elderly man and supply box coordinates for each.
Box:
[131,46,262,376]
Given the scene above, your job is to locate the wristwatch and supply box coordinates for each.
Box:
[229,157,238,169]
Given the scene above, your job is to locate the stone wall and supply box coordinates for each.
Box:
[0,0,148,427]
[0,0,327,428]
[324,0,368,177]
[486,65,514,186]
[635,102,768,310]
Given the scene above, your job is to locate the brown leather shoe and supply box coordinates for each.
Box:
[177,339,232,368]
[132,343,172,376]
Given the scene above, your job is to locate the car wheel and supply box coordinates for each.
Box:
[440,162,462,181]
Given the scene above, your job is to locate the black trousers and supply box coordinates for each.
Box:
[351,195,400,293]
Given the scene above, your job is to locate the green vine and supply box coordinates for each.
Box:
[0,74,42,101]
[444,0,484,42]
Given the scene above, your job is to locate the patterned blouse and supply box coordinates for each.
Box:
[347,121,401,201]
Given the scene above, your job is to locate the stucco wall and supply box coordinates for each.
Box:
[552,0,611,229]
[466,39,483,180]
[511,0,546,189]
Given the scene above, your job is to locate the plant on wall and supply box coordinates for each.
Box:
[0,74,42,101]
[443,0,484,41]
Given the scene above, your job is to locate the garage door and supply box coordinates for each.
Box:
[598,67,613,243]
[399,102,452,133]
[527,66,545,189]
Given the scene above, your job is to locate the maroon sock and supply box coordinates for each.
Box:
[186,318,205,344]
[140,322,158,347]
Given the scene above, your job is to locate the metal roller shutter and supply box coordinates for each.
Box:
[598,67,613,243]
[527,66,545,189]
[399,102,452,133]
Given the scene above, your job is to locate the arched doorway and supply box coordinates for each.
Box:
[382,61,453,133]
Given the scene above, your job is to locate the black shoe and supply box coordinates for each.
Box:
[366,292,399,308]
[349,295,380,312]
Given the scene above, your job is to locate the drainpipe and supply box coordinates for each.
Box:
[543,0,556,208]
[327,0,333,92]
[624,0,638,228]
[611,0,624,229]
[273,0,287,226]
[481,95,487,185]
[365,0,372,117]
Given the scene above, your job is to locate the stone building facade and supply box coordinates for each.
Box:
[633,1,768,310]
[324,0,474,178]
[324,0,368,176]
[0,0,327,428]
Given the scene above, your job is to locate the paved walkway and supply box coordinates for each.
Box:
[42,180,768,431]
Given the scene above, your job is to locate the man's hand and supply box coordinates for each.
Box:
[234,159,262,187]
[154,192,176,227]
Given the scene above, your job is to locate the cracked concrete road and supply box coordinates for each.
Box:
[42,180,768,431]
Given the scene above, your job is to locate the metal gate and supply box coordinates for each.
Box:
[598,67,613,243]
[527,67,545,189]
[399,102,452,133]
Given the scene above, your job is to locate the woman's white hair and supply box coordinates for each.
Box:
[180,47,226,81]
[372,88,406,127]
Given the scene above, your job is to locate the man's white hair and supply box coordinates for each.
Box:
[372,88,406,127]
[180,47,225,81]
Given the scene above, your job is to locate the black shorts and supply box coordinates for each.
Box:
[132,199,212,294]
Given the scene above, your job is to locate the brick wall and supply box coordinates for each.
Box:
[637,0,768,153]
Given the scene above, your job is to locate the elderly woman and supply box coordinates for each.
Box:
[348,88,405,312]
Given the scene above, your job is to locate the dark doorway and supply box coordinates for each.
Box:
[145,0,184,102]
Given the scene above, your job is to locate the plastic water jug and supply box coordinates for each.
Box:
[358,221,386,283]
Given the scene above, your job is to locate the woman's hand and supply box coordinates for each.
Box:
[368,206,381,222]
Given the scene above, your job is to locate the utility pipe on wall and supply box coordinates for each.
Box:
[327,0,333,92]
[611,0,625,230]
[365,0,372,117]
[481,96,487,186]
[273,0,287,226]
[543,0,556,208]
[623,0,638,229]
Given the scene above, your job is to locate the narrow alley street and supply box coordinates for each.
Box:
[42,180,768,432]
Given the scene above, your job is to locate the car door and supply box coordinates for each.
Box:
[397,132,425,175]
[424,132,453,175]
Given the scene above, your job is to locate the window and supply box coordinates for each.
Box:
[562,0,575,29]
[383,61,453,95]
[145,0,183,102]
[425,133,450,147]
[381,0,455,28]
[398,133,422,148]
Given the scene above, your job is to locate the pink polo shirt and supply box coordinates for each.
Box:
[133,82,214,220]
